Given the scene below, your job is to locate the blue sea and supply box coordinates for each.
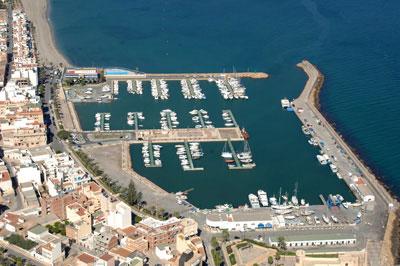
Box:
[50,0,400,208]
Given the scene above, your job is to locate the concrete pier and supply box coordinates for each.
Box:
[105,71,269,81]
[293,60,395,207]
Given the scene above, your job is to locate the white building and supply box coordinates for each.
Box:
[107,201,132,229]
[17,163,41,185]
[268,234,357,249]
[28,225,63,264]
[155,245,173,261]
[206,209,273,231]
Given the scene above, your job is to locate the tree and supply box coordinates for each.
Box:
[277,236,286,250]
[122,181,138,205]
[222,229,230,242]
[275,253,281,264]
[57,130,70,140]
[211,236,219,249]
[268,256,274,265]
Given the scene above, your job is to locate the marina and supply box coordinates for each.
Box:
[213,77,248,100]
[142,141,162,167]
[175,141,204,171]
[127,112,145,130]
[127,80,143,95]
[151,79,169,100]
[94,112,111,131]
[222,109,238,127]
[181,79,205,99]
[160,109,179,130]
[221,139,255,170]
[189,109,214,128]
[72,69,355,208]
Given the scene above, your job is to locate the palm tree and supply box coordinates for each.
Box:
[268,256,274,265]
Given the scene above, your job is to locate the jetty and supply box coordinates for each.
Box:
[293,60,395,209]
[146,141,161,168]
[105,71,268,81]
[183,141,204,171]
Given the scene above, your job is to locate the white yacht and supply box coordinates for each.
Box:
[257,190,269,207]
[248,194,260,208]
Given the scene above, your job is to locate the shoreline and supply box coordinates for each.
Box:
[20,0,71,67]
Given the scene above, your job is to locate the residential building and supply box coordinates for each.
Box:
[107,201,132,229]
[0,160,13,195]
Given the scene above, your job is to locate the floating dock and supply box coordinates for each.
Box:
[146,141,161,168]
[185,79,196,97]
[226,139,242,169]
[155,80,162,97]
[183,141,204,171]
[165,112,173,129]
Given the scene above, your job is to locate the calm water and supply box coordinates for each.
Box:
[50,0,400,208]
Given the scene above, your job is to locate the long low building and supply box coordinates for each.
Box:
[268,234,357,249]
[206,209,274,231]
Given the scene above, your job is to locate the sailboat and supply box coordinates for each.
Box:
[221,142,234,162]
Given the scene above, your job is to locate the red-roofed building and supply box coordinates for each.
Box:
[0,160,12,195]
[76,253,96,266]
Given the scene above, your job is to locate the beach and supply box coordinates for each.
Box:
[20,0,70,66]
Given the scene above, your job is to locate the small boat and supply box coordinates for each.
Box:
[275,209,293,215]
[331,215,339,223]
[269,196,277,205]
[284,215,296,220]
[322,214,330,224]
[329,164,338,173]
[301,210,315,216]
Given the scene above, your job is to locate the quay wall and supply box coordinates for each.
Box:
[104,71,269,81]
[295,60,395,206]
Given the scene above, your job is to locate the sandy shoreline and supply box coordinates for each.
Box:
[20,0,70,67]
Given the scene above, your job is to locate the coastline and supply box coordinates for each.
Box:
[20,0,70,67]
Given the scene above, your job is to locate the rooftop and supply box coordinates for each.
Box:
[29,224,47,235]
[207,209,272,222]
[77,253,96,264]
